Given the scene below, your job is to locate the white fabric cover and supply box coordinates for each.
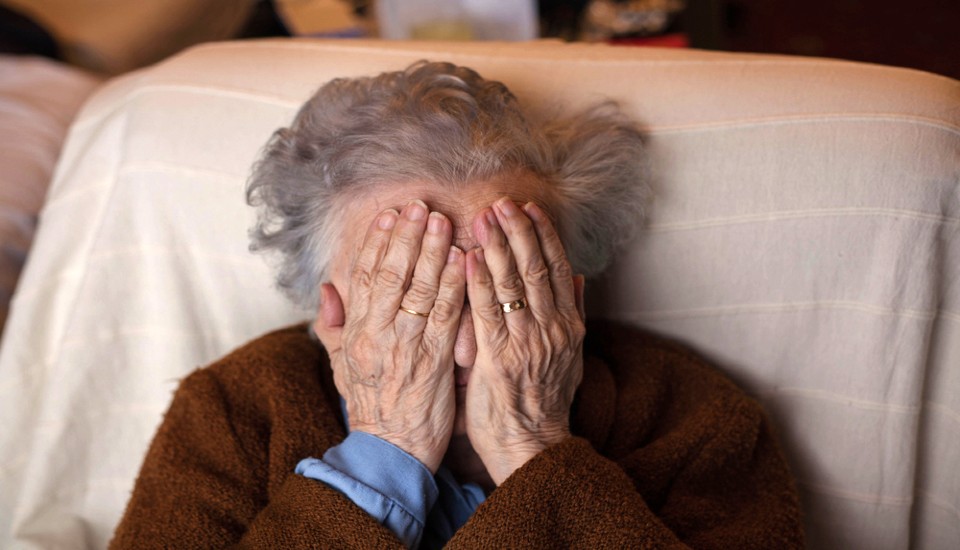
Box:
[0,39,957,549]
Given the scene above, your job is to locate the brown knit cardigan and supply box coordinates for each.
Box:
[111,321,803,548]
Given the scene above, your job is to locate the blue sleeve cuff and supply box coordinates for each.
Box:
[296,432,439,548]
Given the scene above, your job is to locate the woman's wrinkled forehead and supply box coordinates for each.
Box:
[340,174,554,255]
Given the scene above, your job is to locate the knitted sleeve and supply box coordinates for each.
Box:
[451,431,801,548]
[450,348,803,549]
[295,432,440,547]
[109,368,404,549]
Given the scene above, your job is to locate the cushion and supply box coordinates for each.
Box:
[0,55,100,331]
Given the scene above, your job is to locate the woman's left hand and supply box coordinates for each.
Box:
[465,197,586,485]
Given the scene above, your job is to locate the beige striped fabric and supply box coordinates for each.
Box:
[0,40,956,549]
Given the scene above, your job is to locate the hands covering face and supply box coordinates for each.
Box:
[313,197,585,483]
[464,198,585,485]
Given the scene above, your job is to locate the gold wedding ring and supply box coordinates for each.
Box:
[500,297,527,313]
[399,306,430,318]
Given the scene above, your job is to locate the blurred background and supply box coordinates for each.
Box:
[0,0,956,330]
[2,0,957,79]
[720,0,957,80]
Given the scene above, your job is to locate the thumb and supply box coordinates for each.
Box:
[312,282,345,354]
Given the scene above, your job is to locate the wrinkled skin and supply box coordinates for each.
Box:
[311,176,585,488]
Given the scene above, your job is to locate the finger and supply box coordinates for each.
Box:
[521,202,577,318]
[473,207,532,331]
[466,247,510,352]
[421,246,466,356]
[347,208,398,321]
[573,274,585,321]
[312,282,345,354]
[368,200,429,325]
[492,197,557,320]
[398,212,453,324]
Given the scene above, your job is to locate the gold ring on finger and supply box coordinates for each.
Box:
[500,297,527,314]
[399,306,430,318]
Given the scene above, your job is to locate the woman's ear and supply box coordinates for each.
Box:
[573,274,585,321]
[312,282,345,353]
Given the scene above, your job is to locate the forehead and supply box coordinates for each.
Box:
[339,173,552,251]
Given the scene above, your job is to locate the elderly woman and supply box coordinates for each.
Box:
[111,61,803,548]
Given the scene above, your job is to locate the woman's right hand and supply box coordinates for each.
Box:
[312,200,466,473]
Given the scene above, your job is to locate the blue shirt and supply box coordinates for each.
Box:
[296,406,486,548]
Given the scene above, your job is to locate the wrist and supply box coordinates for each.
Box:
[353,428,445,474]
[481,429,571,485]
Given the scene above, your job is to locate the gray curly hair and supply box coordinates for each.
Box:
[247,61,649,310]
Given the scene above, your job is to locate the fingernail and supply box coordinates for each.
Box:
[474,247,485,264]
[447,246,462,264]
[522,202,543,222]
[484,209,498,228]
[378,209,398,230]
[496,198,519,218]
[405,200,427,221]
[428,211,446,234]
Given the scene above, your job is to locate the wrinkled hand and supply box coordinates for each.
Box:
[313,200,465,473]
[465,198,586,485]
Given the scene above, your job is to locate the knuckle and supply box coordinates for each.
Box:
[488,230,510,251]
[543,234,570,262]
[472,263,493,285]
[569,318,586,344]
[345,332,371,358]
[478,297,503,320]
[376,265,407,288]
[420,239,448,263]
[540,226,564,249]
[551,258,574,280]
[523,262,551,287]
[574,314,586,333]
[505,212,534,235]
[546,323,566,343]
[350,264,374,289]
[405,279,437,304]
[515,216,536,239]
[392,229,420,250]
[497,273,526,297]
[430,296,458,325]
